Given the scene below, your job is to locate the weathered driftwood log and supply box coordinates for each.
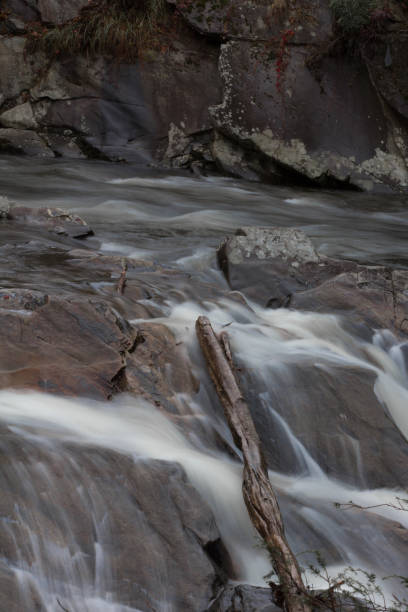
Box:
[196,315,312,612]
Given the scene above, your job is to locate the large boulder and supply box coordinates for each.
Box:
[210,39,407,190]
[242,361,408,488]
[218,226,408,334]
[0,429,225,610]
[218,226,353,306]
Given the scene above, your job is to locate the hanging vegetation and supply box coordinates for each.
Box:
[26,0,168,62]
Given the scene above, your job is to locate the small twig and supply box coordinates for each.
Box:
[116,258,128,294]
[335,498,408,512]
[219,330,233,367]
[57,599,70,612]
[325,580,346,595]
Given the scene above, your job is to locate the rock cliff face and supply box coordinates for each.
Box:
[0,0,407,191]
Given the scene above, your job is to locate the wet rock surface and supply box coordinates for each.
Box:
[0,432,225,611]
[0,289,132,398]
[219,226,408,335]
[210,584,281,612]
[8,205,93,238]
[0,188,408,611]
[243,362,408,488]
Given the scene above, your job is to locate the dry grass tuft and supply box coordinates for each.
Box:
[27,0,168,62]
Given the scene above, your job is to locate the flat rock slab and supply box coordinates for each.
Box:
[0,289,132,398]
[7,206,93,239]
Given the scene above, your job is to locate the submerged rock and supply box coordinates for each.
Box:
[8,206,93,238]
[242,361,408,488]
[0,431,226,610]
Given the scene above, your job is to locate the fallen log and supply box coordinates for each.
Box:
[196,315,312,612]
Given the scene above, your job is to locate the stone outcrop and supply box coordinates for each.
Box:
[0,433,226,610]
[0,0,407,189]
[218,226,408,334]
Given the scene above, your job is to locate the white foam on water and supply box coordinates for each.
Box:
[0,390,406,607]
[0,391,270,586]
[1,295,407,609]
[99,241,151,260]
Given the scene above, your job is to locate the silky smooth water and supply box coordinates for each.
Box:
[0,155,407,610]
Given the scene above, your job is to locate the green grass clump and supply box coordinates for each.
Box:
[329,0,379,33]
[27,0,167,62]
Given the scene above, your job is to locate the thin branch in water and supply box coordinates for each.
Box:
[57,599,70,612]
[335,497,408,512]
[116,257,128,294]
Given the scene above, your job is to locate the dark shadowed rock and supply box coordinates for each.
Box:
[139,18,222,150]
[0,128,54,157]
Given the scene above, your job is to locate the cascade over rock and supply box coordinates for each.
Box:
[218,226,408,334]
[0,158,408,610]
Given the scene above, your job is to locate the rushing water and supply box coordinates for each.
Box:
[0,154,408,611]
